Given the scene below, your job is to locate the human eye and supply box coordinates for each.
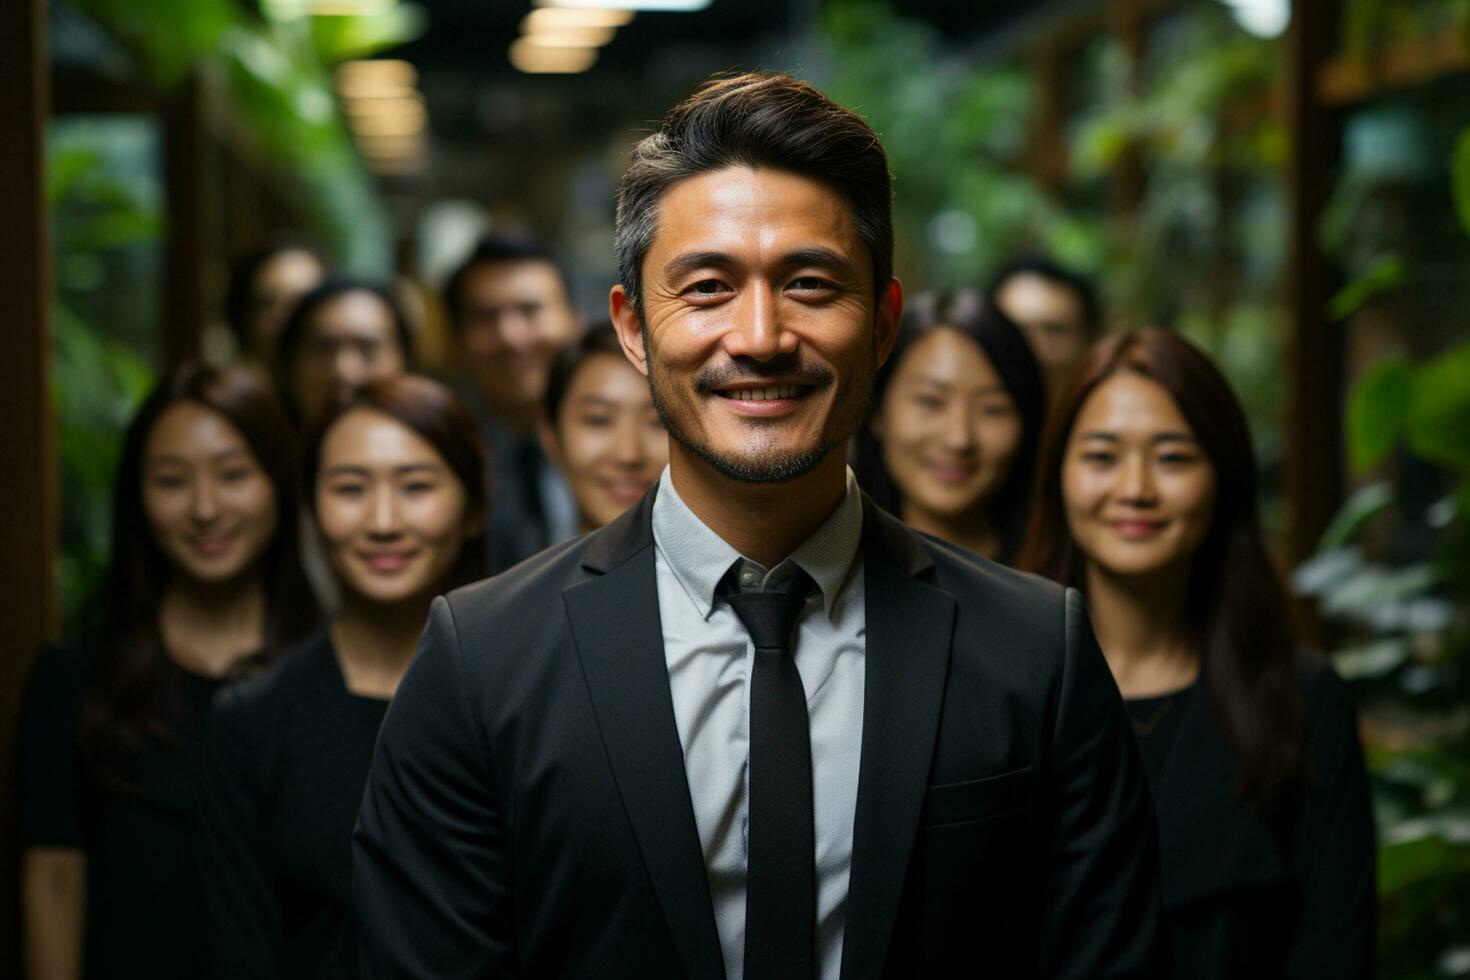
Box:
[150,472,187,490]
[1079,449,1116,465]
[577,413,614,429]
[1157,451,1200,466]
[980,400,1016,418]
[683,279,732,302]
[787,276,835,295]
[219,465,254,484]
[328,479,366,497]
[910,392,944,411]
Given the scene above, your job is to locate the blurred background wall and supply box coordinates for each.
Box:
[5,0,1470,974]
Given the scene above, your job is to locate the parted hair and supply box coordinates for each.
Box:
[615,71,893,312]
[1018,329,1305,808]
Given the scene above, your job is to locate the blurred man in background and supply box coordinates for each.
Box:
[987,255,1102,402]
[444,235,583,572]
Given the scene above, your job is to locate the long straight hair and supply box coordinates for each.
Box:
[1018,329,1304,807]
[854,289,1046,563]
[302,374,489,591]
[79,363,317,782]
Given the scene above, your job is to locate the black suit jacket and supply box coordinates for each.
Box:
[1146,664,1375,979]
[353,490,1166,978]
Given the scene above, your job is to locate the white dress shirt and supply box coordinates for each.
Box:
[651,466,867,980]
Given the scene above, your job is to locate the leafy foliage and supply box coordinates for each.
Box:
[1294,124,1470,978]
[817,1,1103,289]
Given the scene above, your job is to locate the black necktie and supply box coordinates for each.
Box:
[720,567,817,980]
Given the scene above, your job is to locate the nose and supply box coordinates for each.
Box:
[612,418,643,467]
[1118,453,1158,505]
[499,310,538,354]
[334,346,369,387]
[191,476,219,523]
[721,283,797,362]
[368,485,402,537]
[943,404,977,453]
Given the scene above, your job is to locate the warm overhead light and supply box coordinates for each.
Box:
[509,37,598,73]
[535,0,710,11]
[524,8,634,30]
[337,59,417,99]
[348,104,426,137]
[344,93,425,117]
[518,21,618,46]
[262,0,396,19]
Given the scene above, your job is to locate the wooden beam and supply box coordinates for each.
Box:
[163,74,209,368]
[0,0,55,970]
[1284,0,1344,569]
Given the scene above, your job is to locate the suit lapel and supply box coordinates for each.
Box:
[562,489,726,980]
[841,505,956,980]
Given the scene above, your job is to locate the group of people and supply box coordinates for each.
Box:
[19,70,1374,980]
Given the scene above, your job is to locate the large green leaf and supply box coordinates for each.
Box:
[1380,820,1470,897]
[1405,343,1470,472]
[1348,359,1414,471]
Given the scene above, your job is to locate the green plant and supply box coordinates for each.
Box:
[1293,124,1470,978]
[817,1,1103,290]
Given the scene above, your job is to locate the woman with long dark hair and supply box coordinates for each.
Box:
[1019,329,1375,978]
[854,288,1044,562]
[19,363,316,979]
[198,375,487,979]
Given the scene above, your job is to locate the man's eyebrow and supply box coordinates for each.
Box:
[662,251,737,283]
[779,247,856,277]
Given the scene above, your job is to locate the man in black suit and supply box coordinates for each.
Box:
[355,72,1165,979]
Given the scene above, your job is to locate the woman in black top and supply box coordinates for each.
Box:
[853,288,1045,563]
[19,364,316,979]
[1020,329,1376,978]
[198,375,487,979]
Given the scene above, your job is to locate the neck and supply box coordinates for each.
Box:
[331,590,435,699]
[1084,561,1200,699]
[482,391,539,436]
[158,574,267,678]
[901,501,999,558]
[669,445,848,568]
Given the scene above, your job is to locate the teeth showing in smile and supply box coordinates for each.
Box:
[725,385,802,401]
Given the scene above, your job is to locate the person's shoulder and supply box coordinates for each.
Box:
[1295,654,1361,741]
[441,531,597,632]
[906,523,1069,618]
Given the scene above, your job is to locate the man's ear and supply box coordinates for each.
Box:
[609,285,649,377]
[875,278,904,369]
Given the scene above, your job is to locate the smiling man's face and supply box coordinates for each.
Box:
[611,165,900,484]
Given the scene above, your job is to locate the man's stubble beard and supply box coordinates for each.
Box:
[641,322,876,485]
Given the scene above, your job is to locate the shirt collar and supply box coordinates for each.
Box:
[651,465,865,621]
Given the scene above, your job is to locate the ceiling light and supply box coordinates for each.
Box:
[535,0,711,12]
[509,38,599,73]
[518,22,618,46]
[336,59,417,99]
[524,8,635,30]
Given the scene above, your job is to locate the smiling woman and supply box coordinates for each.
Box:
[18,363,316,980]
[855,288,1045,563]
[1019,329,1376,979]
[197,374,486,980]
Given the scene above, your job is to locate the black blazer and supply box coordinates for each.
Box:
[353,491,1167,979]
[1147,665,1376,979]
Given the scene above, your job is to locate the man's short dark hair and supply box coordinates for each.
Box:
[443,234,574,329]
[985,254,1103,338]
[614,72,893,313]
